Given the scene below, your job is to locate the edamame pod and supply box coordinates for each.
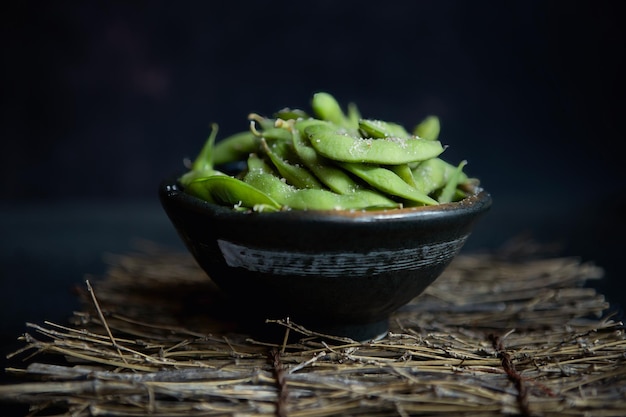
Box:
[212,131,260,166]
[388,164,417,188]
[179,91,478,211]
[437,160,467,204]
[179,168,228,188]
[339,162,439,206]
[359,119,411,139]
[261,138,323,190]
[244,170,399,210]
[285,188,401,211]
[346,102,361,131]
[246,152,275,174]
[411,158,469,195]
[186,175,281,212]
[311,92,347,127]
[413,115,441,141]
[291,128,363,194]
[291,118,331,136]
[306,124,445,165]
[274,107,309,120]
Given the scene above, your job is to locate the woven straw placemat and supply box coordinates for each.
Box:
[1,239,625,416]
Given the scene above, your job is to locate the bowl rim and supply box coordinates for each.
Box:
[160,175,492,223]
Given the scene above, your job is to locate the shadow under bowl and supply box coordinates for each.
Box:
[159,176,492,341]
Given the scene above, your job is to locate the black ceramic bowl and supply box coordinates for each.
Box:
[159,176,491,341]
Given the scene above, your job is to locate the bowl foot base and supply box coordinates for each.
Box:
[307,319,389,342]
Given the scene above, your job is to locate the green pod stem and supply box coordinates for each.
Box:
[413,115,441,141]
[247,113,275,131]
[244,170,400,211]
[179,123,223,187]
[358,119,411,139]
[339,162,439,206]
[306,124,444,165]
[190,123,219,173]
[437,160,467,204]
[248,113,294,143]
[291,128,363,194]
[185,175,281,212]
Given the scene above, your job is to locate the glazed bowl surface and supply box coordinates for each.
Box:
[159,175,491,341]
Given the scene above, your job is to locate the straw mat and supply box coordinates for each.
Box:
[1,239,625,416]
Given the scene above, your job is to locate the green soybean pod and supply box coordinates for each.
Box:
[413,115,441,141]
[346,102,361,131]
[246,152,275,174]
[285,188,401,211]
[273,107,309,120]
[311,92,347,127]
[186,175,281,212]
[264,128,293,142]
[291,128,363,194]
[212,130,260,166]
[410,158,448,194]
[437,160,467,203]
[261,138,324,190]
[292,118,331,137]
[244,169,399,211]
[339,162,439,206]
[183,179,216,203]
[411,158,469,195]
[243,168,294,200]
[388,163,417,188]
[306,123,445,165]
[358,119,411,139]
[179,168,228,189]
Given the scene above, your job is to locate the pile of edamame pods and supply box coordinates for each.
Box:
[179,92,480,212]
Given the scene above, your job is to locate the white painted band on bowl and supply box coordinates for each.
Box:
[216,235,468,277]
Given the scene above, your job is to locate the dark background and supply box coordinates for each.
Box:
[1,1,625,413]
